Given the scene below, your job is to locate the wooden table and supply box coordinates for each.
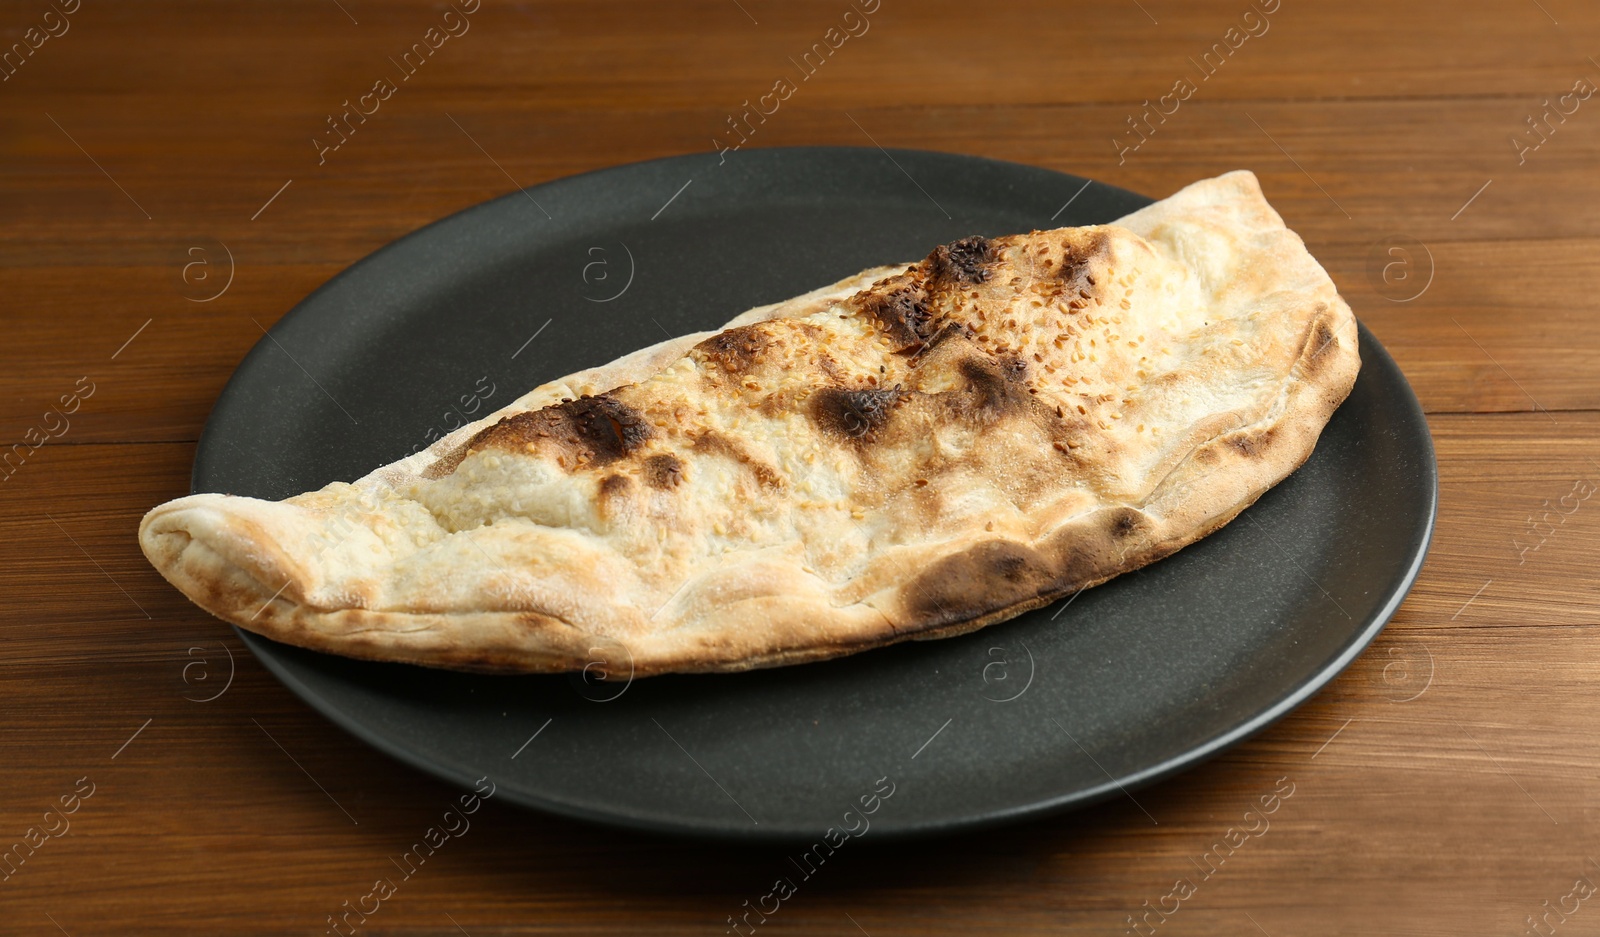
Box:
[4,1,1597,933]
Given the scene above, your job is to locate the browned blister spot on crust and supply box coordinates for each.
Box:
[596,473,632,520]
[1109,507,1144,538]
[952,353,1030,418]
[1055,229,1112,308]
[857,282,935,350]
[466,393,652,471]
[926,236,997,287]
[1039,508,1149,586]
[998,354,1030,382]
[694,324,771,374]
[642,453,684,490]
[810,386,902,443]
[1226,428,1276,458]
[692,431,783,488]
[896,321,970,365]
[905,540,1054,628]
[1304,320,1338,373]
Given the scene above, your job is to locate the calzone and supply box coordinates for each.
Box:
[140,171,1360,675]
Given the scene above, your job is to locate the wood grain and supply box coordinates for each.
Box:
[2,1,1597,934]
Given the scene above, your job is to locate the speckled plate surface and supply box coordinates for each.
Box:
[194,147,1436,841]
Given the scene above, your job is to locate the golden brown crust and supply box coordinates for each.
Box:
[139,171,1360,677]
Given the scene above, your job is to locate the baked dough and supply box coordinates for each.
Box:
[139,170,1360,676]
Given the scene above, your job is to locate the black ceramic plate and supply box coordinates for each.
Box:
[196,148,1435,841]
